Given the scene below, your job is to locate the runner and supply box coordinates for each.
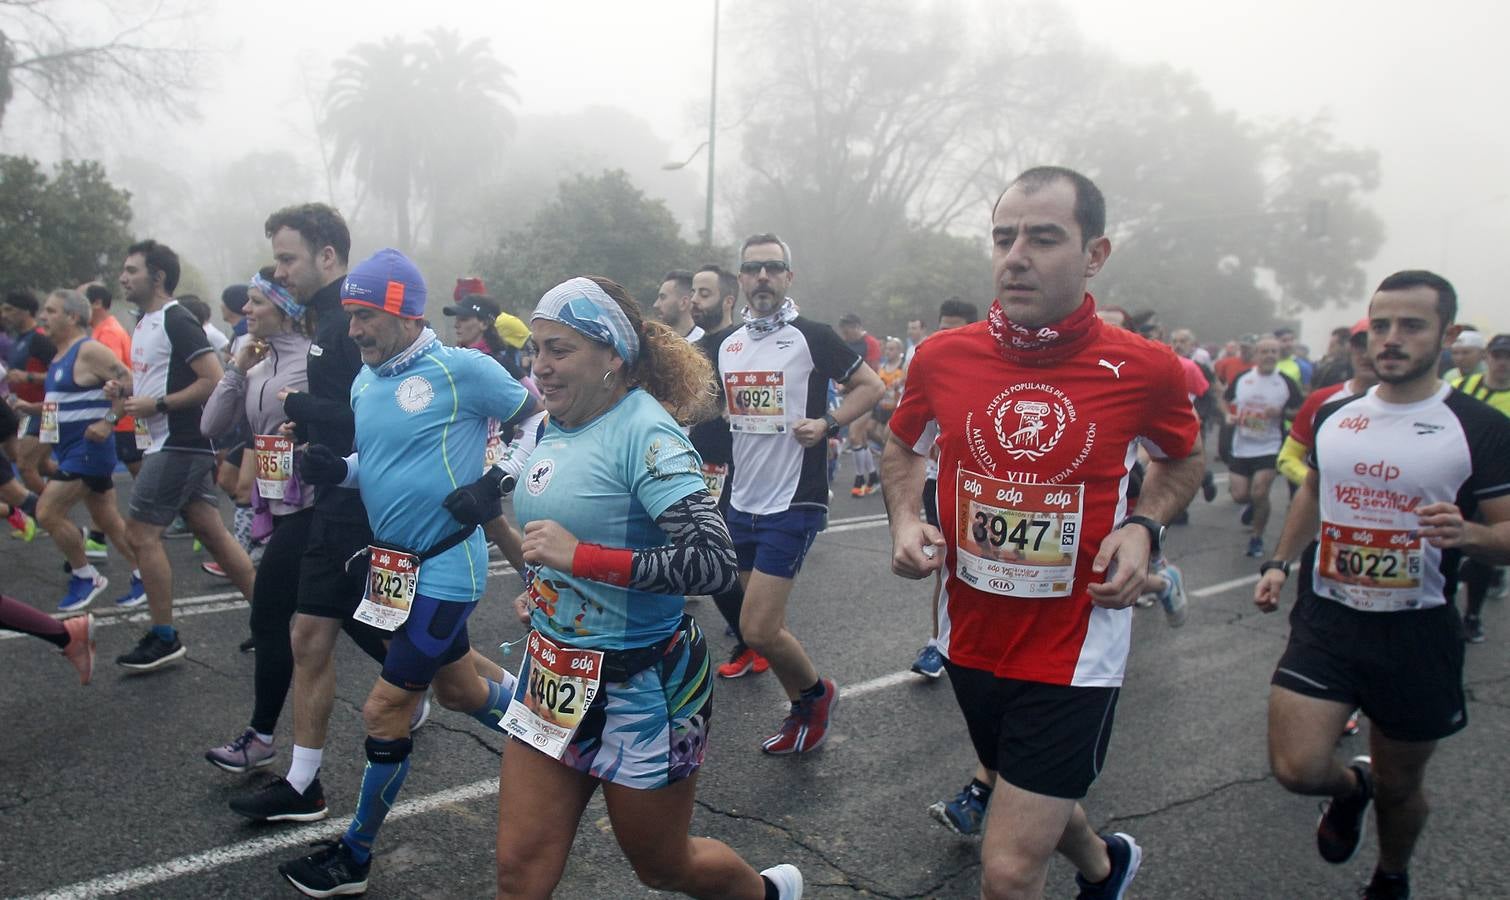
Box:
[837,312,883,497]
[1254,270,1510,900]
[1451,332,1510,643]
[3,290,58,495]
[654,269,703,341]
[109,239,255,671]
[718,233,884,754]
[458,275,804,899]
[1224,335,1303,558]
[20,290,142,612]
[81,282,138,559]
[0,596,93,684]
[883,166,1204,899]
[275,248,536,897]
[1277,319,1375,490]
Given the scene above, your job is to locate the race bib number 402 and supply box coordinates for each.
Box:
[1317,521,1423,611]
[954,469,1082,598]
[725,371,787,434]
[501,631,604,759]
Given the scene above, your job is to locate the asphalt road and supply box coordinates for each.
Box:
[2,466,1507,899]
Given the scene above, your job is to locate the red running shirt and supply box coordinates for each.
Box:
[890,320,1199,686]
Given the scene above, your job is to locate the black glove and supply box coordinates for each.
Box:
[299,444,348,486]
[443,467,516,527]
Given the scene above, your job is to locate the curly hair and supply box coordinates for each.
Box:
[587,277,716,426]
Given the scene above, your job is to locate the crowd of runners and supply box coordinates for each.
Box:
[1,164,1505,900]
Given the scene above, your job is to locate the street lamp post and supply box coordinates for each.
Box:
[664,0,720,249]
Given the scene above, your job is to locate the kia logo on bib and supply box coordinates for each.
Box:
[988,578,1016,592]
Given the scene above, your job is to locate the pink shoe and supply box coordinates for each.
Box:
[61,614,95,685]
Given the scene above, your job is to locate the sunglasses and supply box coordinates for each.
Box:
[739,260,791,276]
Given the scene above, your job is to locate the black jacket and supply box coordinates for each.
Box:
[283,276,367,523]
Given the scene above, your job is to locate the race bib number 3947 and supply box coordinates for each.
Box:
[501,631,604,759]
[954,469,1082,598]
[725,371,787,434]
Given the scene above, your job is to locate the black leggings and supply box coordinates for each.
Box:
[248,509,388,734]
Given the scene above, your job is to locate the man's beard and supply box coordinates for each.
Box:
[1374,353,1436,385]
[691,304,720,330]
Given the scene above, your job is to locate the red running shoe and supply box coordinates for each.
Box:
[717,646,770,679]
[61,613,95,685]
[761,677,838,754]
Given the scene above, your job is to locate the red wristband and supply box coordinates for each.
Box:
[571,542,633,587]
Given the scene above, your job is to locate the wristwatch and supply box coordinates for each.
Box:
[155,396,169,413]
[822,413,841,437]
[1118,514,1165,557]
[1259,559,1291,577]
[105,412,120,425]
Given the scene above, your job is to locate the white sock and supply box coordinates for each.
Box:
[73,564,100,580]
[132,568,142,580]
[287,745,323,793]
[253,730,274,745]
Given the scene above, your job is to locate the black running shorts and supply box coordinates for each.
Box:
[944,660,1119,800]
[1272,586,1467,743]
[1227,454,1278,478]
[296,512,374,620]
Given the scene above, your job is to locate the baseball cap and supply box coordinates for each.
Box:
[340,248,427,319]
[1348,318,1369,338]
[1453,330,1487,350]
[1488,334,1510,354]
[493,311,530,350]
[443,295,500,321]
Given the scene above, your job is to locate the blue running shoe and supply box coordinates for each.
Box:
[1074,832,1142,899]
[114,574,147,609]
[1157,563,1187,627]
[928,780,990,836]
[59,573,109,612]
[1246,535,1265,558]
[910,644,945,679]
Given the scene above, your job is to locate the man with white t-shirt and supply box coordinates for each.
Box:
[1225,335,1303,559]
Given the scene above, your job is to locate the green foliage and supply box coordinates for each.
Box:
[0,155,133,293]
[474,170,697,314]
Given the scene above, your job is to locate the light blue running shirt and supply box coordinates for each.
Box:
[514,388,706,650]
[351,341,529,601]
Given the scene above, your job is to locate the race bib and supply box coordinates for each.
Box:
[134,416,151,450]
[483,418,505,473]
[1317,521,1423,611]
[725,371,787,434]
[500,630,603,759]
[253,434,294,500]
[1237,405,1271,437]
[39,401,59,444]
[955,469,1082,598]
[353,546,419,631]
[700,463,727,501]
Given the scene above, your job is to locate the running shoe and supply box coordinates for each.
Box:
[928,781,989,836]
[1343,710,1361,737]
[411,692,432,731]
[758,863,804,900]
[761,678,837,754]
[164,517,192,539]
[201,560,227,578]
[1201,470,1217,502]
[1240,503,1254,526]
[83,535,109,559]
[717,645,770,679]
[1360,868,1411,899]
[279,839,369,897]
[58,573,109,613]
[239,635,256,653]
[229,775,329,823]
[1157,564,1188,628]
[1317,755,1373,864]
[113,574,147,609]
[60,613,95,685]
[910,644,945,679]
[1246,536,1265,558]
[1463,614,1485,644]
[205,727,276,773]
[8,507,36,541]
[850,485,866,498]
[116,630,186,671]
[1074,832,1142,899]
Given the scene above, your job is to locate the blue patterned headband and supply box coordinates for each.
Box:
[531,277,639,365]
[249,272,306,321]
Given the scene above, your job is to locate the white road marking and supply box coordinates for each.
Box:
[841,668,928,698]
[12,778,501,900]
[1189,573,1260,598]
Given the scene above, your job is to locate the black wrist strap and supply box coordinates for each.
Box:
[1259,559,1291,577]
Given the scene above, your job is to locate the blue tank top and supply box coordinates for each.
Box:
[44,338,115,475]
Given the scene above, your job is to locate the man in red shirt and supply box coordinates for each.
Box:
[882,166,1203,899]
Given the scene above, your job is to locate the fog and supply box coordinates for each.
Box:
[2,0,1504,344]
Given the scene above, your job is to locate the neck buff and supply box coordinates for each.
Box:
[987,293,1101,366]
[375,326,439,378]
[741,297,799,340]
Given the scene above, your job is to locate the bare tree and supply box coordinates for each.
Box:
[0,0,201,134]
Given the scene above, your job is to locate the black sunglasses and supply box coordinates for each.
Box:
[739,260,791,276]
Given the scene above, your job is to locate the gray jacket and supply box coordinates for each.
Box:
[202,328,313,515]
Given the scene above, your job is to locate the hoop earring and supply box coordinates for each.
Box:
[602,370,614,388]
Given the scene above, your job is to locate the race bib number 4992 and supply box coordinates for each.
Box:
[725,371,787,434]
[954,469,1082,598]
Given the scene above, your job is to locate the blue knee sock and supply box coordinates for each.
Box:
[342,736,412,863]
[467,679,508,731]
